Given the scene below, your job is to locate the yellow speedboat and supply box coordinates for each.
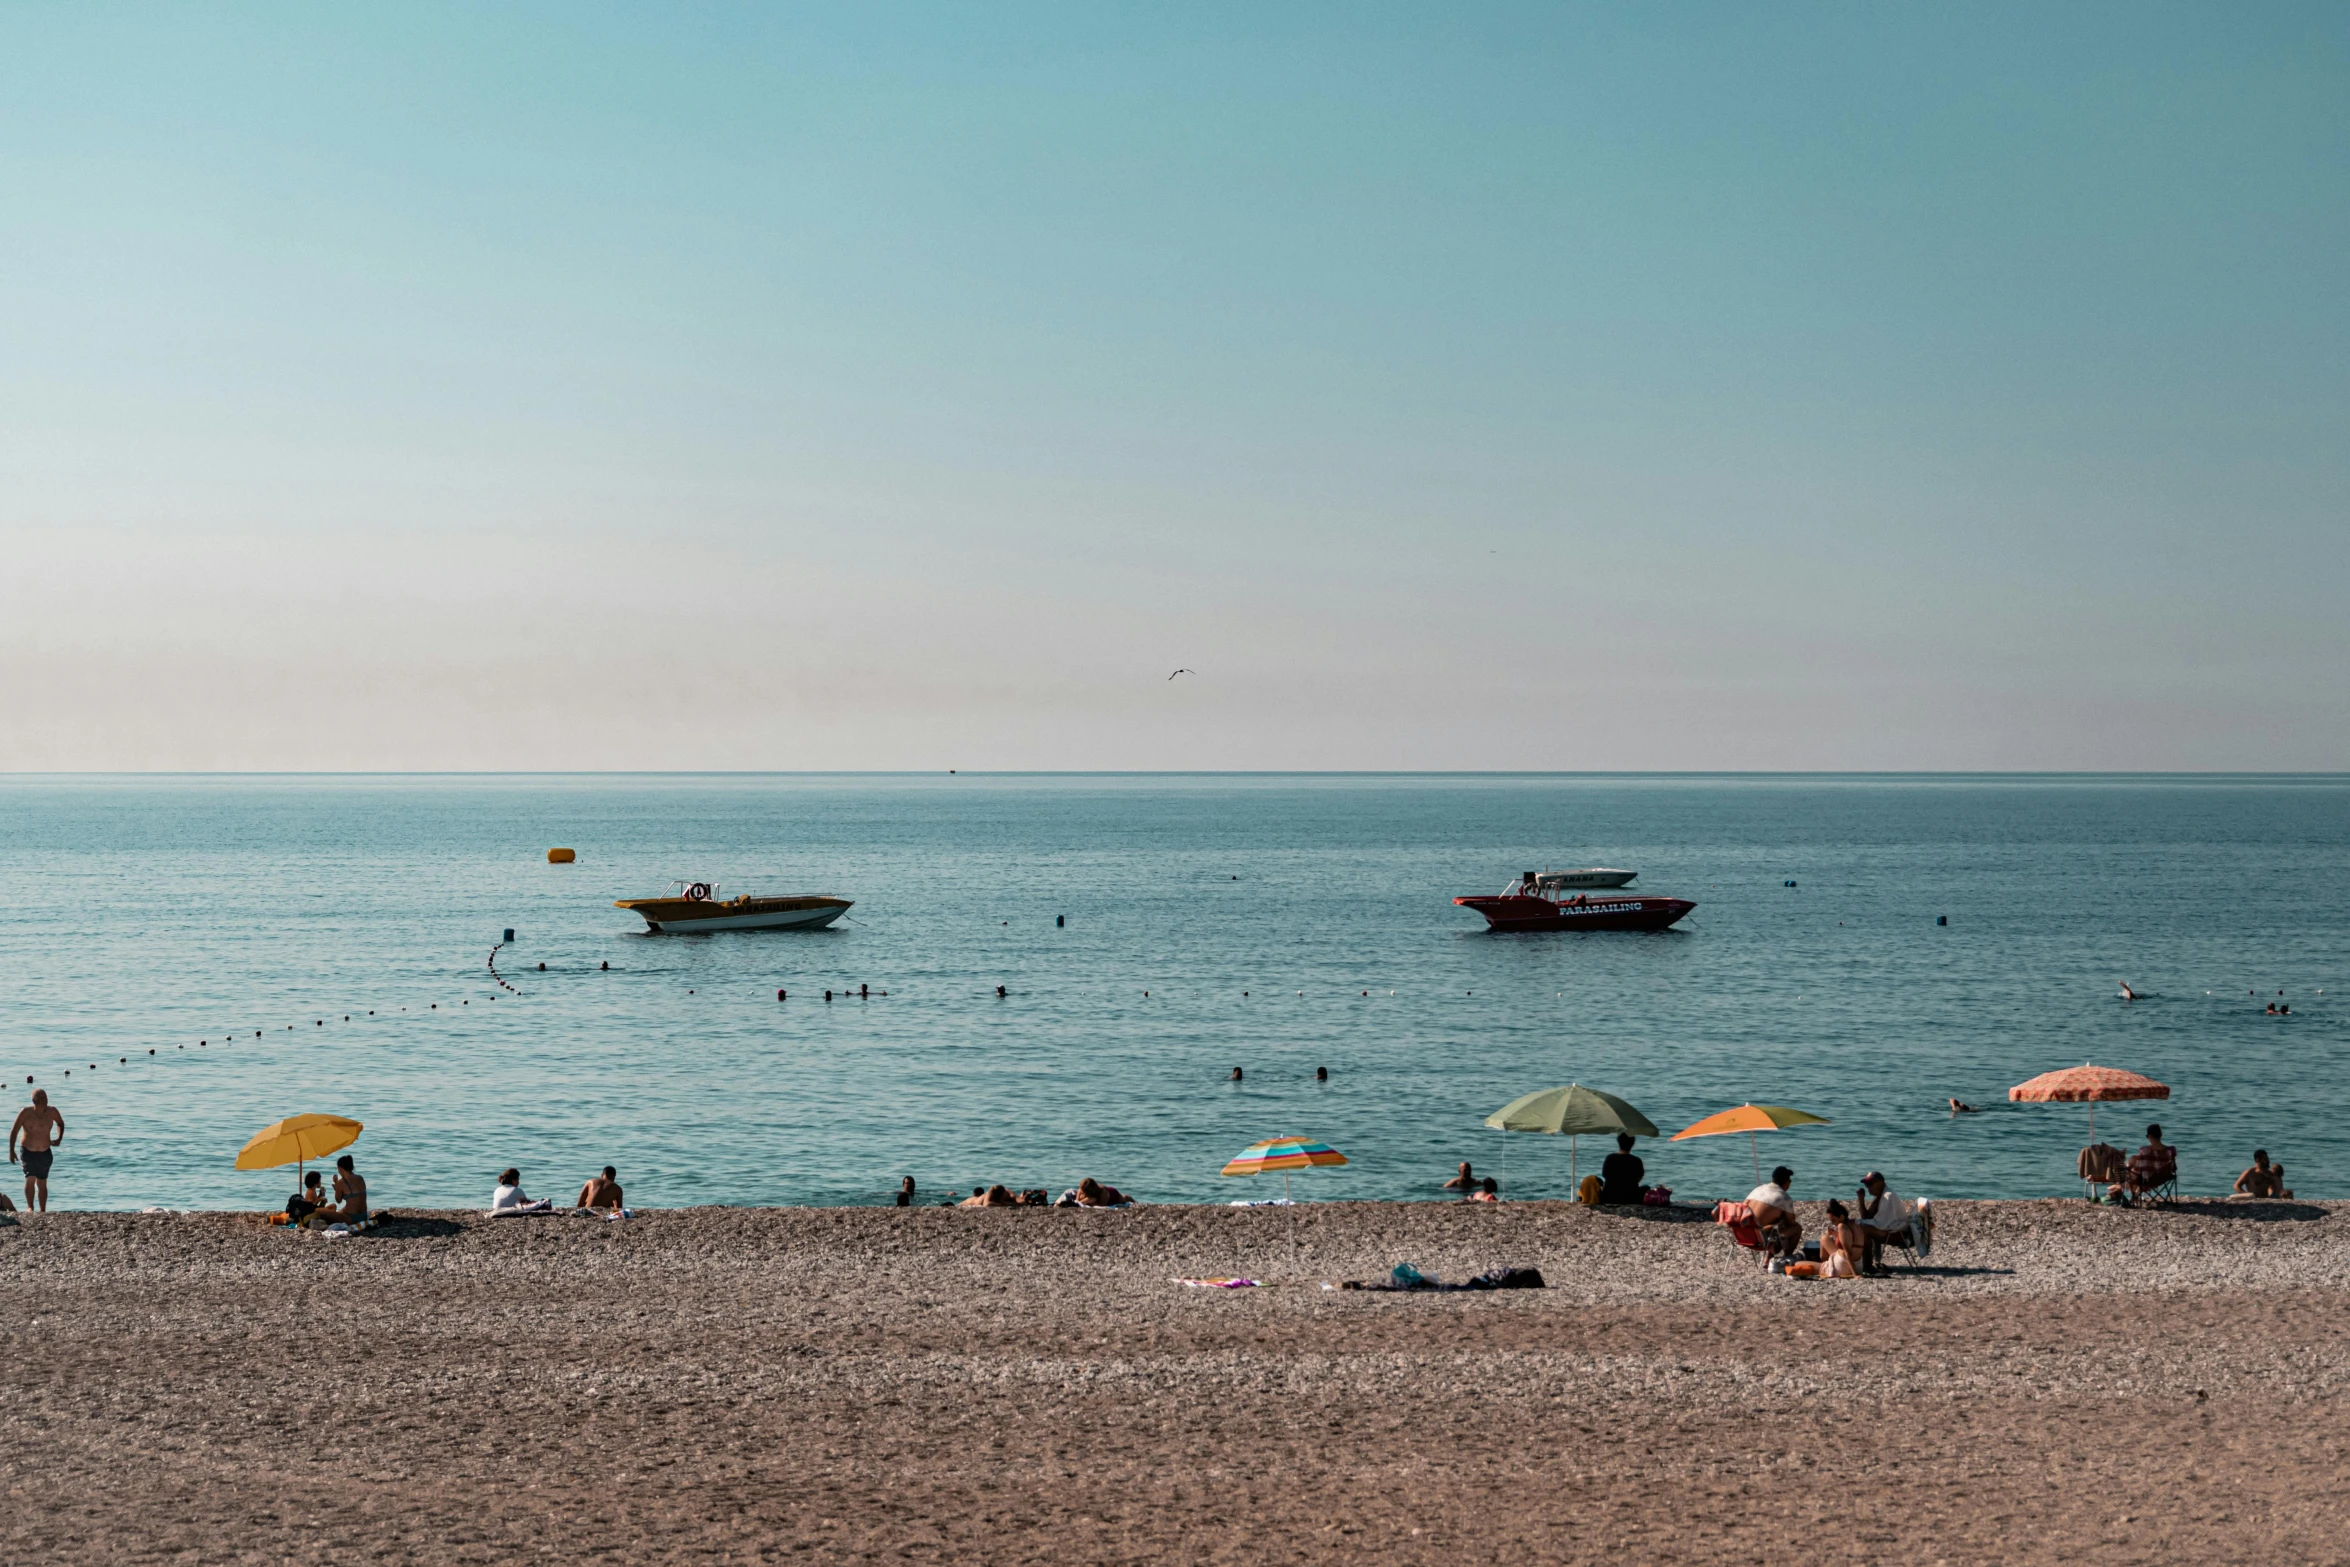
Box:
[616,881,851,933]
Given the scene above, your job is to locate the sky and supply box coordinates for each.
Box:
[1,3,2344,771]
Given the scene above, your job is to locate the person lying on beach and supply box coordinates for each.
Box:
[1746,1168,1802,1254]
[2234,1151,2291,1199]
[491,1169,556,1215]
[1070,1177,1131,1207]
[577,1166,624,1211]
[959,1184,1018,1208]
[1442,1161,1479,1192]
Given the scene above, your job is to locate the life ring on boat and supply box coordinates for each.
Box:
[685,882,711,901]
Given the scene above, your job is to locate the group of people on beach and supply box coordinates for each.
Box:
[1736,1166,1926,1277]
[927,1175,1134,1208]
[487,1166,627,1215]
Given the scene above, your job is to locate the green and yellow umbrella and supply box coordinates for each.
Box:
[1669,1103,1830,1182]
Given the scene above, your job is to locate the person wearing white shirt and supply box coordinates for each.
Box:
[490,1167,555,1216]
[1857,1170,1916,1272]
[1746,1165,1802,1254]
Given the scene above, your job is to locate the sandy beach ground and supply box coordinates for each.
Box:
[3,1198,2346,1564]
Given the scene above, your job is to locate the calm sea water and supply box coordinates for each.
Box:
[1,775,2343,1211]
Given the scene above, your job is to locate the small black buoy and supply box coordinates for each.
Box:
[1937,915,1948,926]
[824,989,833,1002]
[777,988,787,1001]
[148,1049,154,1055]
[1056,914,1064,927]
[600,961,609,971]
[537,962,546,972]
[860,983,869,998]
[504,928,515,942]
[431,1003,436,1009]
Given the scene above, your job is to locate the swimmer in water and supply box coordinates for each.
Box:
[1949,1098,1979,1115]
[1229,1067,1243,1081]
[2119,981,2137,1001]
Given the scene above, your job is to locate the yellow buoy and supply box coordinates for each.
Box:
[547,847,577,863]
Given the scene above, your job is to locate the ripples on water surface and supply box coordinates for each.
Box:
[1,774,2343,1210]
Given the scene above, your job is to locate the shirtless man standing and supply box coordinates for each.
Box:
[11,1090,64,1212]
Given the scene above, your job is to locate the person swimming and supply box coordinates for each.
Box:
[1949,1098,1979,1115]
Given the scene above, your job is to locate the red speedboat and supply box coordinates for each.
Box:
[1454,870,1694,932]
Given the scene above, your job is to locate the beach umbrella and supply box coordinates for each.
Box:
[1669,1103,1831,1183]
[1221,1136,1346,1265]
[1484,1084,1658,1186]
[235,1114,362,1180]
[1221,1135,1347,1199]
[2008,1063,2168,1143]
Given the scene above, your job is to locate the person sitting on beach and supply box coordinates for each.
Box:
[1442,1161,1479,1192]
[321,1154,368,1223]
[1747,1167,1802,1254]
[1818,1199,1864,1279]
[2127,1124,2178,1197]
[286,1170,326,1223]
[576,1166,624,1211]
[1856,1171,1917,1273]
[1599,1134,1646,1205]
[491,1169,555,1215]
[959,1184,1018,1208]
[2234,1150,2291,1199]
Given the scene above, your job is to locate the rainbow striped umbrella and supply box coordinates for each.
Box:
[1222,1136,1347,1206]
[1222,1136,1348,1177]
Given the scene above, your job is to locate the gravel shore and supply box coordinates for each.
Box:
[3,1198,2345,1564]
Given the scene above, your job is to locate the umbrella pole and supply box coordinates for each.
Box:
[1749,1131,1759,1184]
[1571,1135,1578,1188]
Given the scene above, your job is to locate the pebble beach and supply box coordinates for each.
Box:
[4,1197,2345,1564]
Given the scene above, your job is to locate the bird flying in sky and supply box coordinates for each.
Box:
[1168,668,1194,680]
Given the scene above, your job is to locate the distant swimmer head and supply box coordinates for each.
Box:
[1315,1067,1328,1081]
[1229,1067,1243,1081]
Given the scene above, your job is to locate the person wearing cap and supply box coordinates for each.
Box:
[1856,1171,1916,1274]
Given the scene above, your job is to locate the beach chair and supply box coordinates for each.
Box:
[1865,1201,1935,1273]
[1712,1201,1780,1269]
[2125,1147,2178,1205]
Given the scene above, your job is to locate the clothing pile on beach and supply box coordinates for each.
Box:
[1337,1264,1546,1292]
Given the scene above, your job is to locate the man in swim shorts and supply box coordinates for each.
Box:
[11,1089,64,1212]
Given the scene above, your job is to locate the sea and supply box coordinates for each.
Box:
[1,774,2343,1212]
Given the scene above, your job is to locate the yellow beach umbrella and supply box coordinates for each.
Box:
[235,1114,363,1177]
[1669,1103,1830,1182]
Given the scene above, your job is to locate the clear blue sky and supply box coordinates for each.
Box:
[2,4,2343,769]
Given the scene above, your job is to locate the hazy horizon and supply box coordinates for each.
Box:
[5,5,2344,772]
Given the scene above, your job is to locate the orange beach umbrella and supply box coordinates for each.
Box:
[1670,1103,1831,1182]
[2008,1063,2168,1143]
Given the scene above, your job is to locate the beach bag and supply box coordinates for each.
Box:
[1643,1185,1672,1206]
[1784,1260,1821,1279]
[1576,1174,1603,1205]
